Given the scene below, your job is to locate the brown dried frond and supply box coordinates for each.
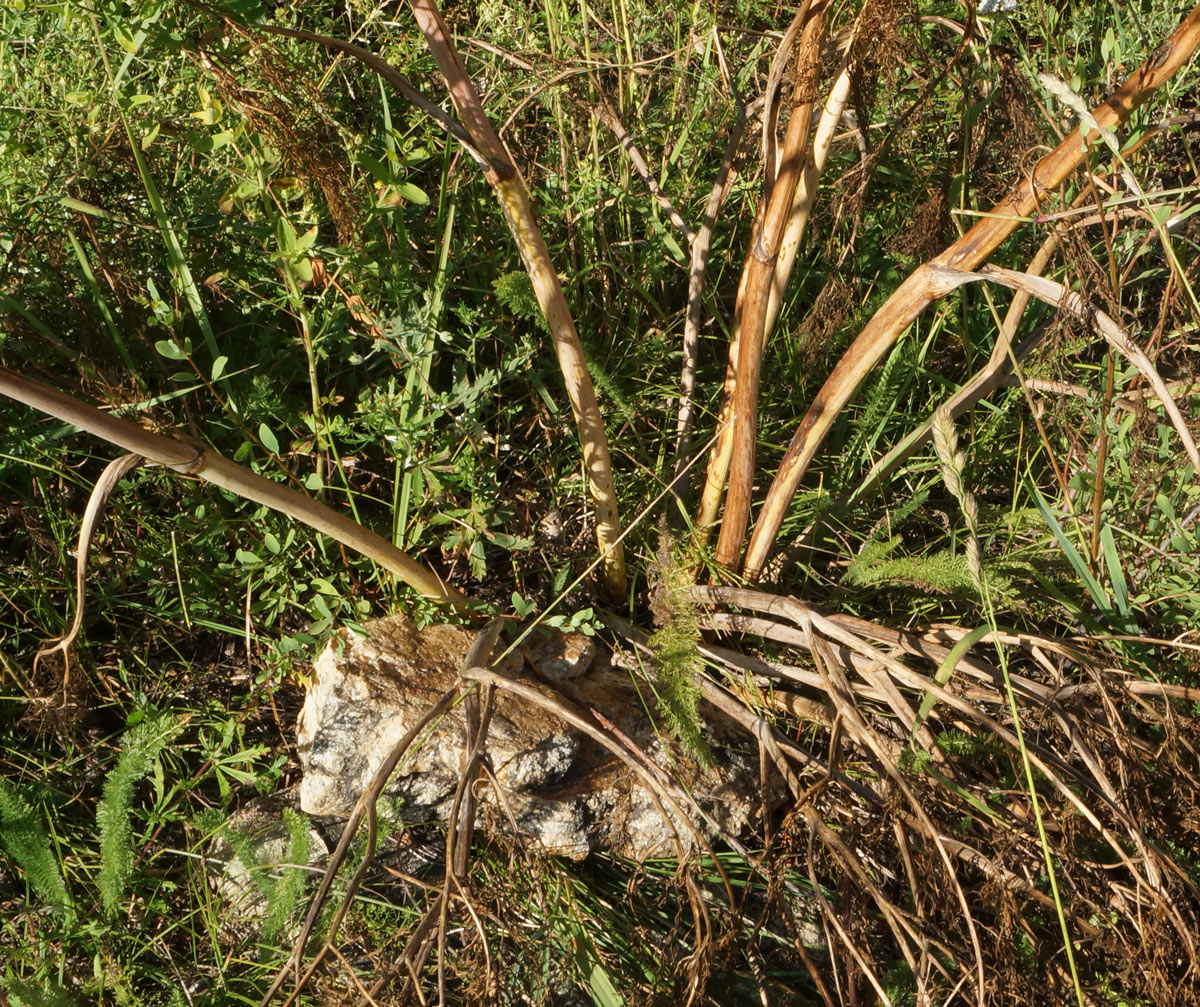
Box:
[792,273,858,375]
[691,586,1200,1006]
[885,185,951,261]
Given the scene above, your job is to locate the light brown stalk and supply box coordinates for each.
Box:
[843,202,1077,508]
[0,368,467,609]
[692,11,814,546]
[684,46,851,533]
[671,77,757,506]
[765,59,853,337]
[743,5,1200,580]
[406,0,626,601]
[697,0,829,567]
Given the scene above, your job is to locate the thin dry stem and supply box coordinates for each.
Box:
[928,263,1200,474]
[34,452,143,693]
[406,0,627,601]
[671,46,754,504]
[844,201,1077,507]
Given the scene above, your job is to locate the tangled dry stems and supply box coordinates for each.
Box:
[268,589,1200,1005]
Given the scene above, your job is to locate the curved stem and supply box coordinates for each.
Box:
[743,5,1200,580]
[0,368,468,609]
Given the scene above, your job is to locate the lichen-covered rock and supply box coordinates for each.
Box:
[296,615,766,860]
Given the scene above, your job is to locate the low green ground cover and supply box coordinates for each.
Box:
[2,0,1199,1003]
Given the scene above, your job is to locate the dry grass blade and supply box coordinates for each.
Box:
[806,626,987,1002]
[260,685,464,1007]
[844,197,1079,507]
[34,452,142,694]
[0,367,466,608]
[743,5,1200,580]
[246,22,475,151]
[691,583,1200,998]
[458,665,715,868]
[406,0,626,601]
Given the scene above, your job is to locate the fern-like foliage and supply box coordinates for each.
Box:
[493,271,546,332]
[0,778,72,912]
[648,536,711,768]
[0,979,81,1007]
[845,536,1013,598]
[493,271,638,426]
[209,807,312,944]
[839,329,918,486]
[97,714,184,918]
[258,808,311,944]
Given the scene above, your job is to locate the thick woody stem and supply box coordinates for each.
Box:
[406,0,626,602]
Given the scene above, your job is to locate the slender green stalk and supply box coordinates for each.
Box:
[65,229,140,385]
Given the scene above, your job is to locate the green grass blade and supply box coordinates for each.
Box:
[912,623,991,742]
[565,915,625,1007]
[1099,522,1132,621]
[1027,478,1136,633]
[65,229,140,384]
[124,130,229,405]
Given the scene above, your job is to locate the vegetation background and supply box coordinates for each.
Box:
[1,0,1199,1004]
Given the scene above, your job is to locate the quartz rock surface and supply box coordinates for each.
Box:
[296,615,765,860]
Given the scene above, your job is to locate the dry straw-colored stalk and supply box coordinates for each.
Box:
[740,5,1200,580]
[405,0,626,602]
[0,368,467,609]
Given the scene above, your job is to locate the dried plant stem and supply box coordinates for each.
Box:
[249,23,475,149]
[34,452,143,691]
[262,685,465,1007]
[844,203,1075,507]
[671,57,754,503]
[592,101,694,247]
[930,264,1200,475]
[743,5,1200,580]
[0,368,467,608]
[764,53,854,339]
[696,0,829,566]
[406,0,626,601]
